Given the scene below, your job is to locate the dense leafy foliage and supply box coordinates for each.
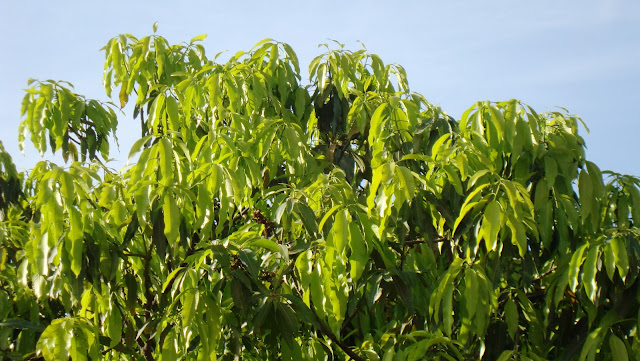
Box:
[1,27,640,360]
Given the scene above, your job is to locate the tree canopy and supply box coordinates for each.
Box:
[1,27,639,360]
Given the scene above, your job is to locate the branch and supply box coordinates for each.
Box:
[142,236,155,361]
[289,270,365,361]
[309,301,365,361]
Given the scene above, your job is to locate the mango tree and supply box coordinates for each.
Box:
[1,26,639,360]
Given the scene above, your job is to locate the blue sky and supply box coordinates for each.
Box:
[1,0,639,176]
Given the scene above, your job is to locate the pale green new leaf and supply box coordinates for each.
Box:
[482,200,501,251]
[190,34,207,43]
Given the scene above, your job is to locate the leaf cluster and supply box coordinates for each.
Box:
[1,28,639,361]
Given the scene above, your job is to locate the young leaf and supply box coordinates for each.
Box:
[482,200,501,251]
[190,34,207,43]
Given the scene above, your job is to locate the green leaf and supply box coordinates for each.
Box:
[454,182,491,234]
[163,193,180,243]
[105,307,122,347]
[430,133,451,157]
[37,319,72,361]
[603,241,616,281]
[367,162,394,213]
[331,208,349,254]
[444,165,463,195]
[442,278,455,337]
[609,334,629,361]
[190,34,207,43]
[487,105,505,138]
[165,96,180,130]
[580,327,604,361]
[284,126,300,159]
[182,288,199,331]
[250,238,280,253]
[128,135,153,161]
[464,268,479,319]
[294,87,308,118]
[68,208,84,276]
[467,169,490,189]
[586,161,604,198]
[162,267,185,293]
[395,166,415,203]
[158,137,173,184]
[617,193,630,229]
[161,328,178,361]
[579,169,593,218]
[368,103,388,146]
[534,179,550,211]
[582,245,600,303]
[496,350,514,361]
[507,213,527,257]
[544,157,558,186]
[119,80,129,108]
[627,185,640,225]
[134,185,151,226]
[569,244,588,292]
[482,200,501,251]
[611,236,629,281]
[274,201,287,225]
[0,319,45,332]
[505,297,518,339]
[348,222,367,283]
[295,202,318,236]
[318,204,342,231]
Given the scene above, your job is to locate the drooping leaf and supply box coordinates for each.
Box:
[505,297,518,340]
[482,200,501,251]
